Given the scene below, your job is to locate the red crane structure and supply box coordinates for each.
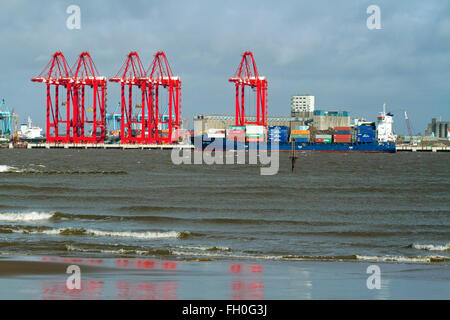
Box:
[145,52,181,144]
[32,51,106,143]
[31,52,73,143]
[109,52,147,143]
[229,51,268,127]
[71,52,107,143]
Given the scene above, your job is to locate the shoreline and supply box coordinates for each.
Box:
[0,254,448,299]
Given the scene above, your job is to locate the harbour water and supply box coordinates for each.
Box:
[0,150,449,299]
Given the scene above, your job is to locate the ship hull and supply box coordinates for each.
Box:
[193,137,396,153]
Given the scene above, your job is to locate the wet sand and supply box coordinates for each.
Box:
[0,255,449,299]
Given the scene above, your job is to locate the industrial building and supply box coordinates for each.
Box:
[425,118,449,138]
[291,94,315,114]
[194,110,350,136]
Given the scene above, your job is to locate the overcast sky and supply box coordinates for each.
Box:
[0,0,449,134]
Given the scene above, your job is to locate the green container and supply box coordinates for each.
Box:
[291,134,309,139]
[229,126,246,130]
[246,134,264,138]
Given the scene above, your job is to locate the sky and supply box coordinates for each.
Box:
[0,0,449,134]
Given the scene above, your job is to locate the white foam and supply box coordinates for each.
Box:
[176,245,231,252]
[356,255,449,263]
[85,229,183,239]
[172,250,283,261]
[66,245,148,255]
[412,243,450,252]
[0,165,19,173]
[6,227,186,239]
[0,212,54,221]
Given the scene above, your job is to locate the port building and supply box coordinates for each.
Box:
[291,94,315,114]
[194,110,350,136]
[425,118,449,138]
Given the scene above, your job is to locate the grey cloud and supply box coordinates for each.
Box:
[0,0,449,134]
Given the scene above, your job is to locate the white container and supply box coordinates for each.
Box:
[245,125,265,134]
[207,133,226,139]
[207,128,226,134]
[316,134,332,139]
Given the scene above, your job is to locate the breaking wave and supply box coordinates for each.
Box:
[355,255,450,263]
[0,165,126,175]
[175,245,232,252]
[0,212,55,221]
[411,243,450,252]
[65,244,172,256]
[0,165,20,173]
[0,226,191,239]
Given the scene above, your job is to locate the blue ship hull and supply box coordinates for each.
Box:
[194,137,396,153]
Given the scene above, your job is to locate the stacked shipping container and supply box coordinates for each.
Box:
[207,128,226,139]
[333,126,351,143]
[291,125,310,142]
[356,123,376,143]
[245,125,265,143]
[268,125,289,143]
[315,134,332,143]
[226,125,246,142]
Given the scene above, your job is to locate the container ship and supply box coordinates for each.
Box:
[195,105,396,153]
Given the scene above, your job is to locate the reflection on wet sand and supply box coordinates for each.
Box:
[230,263,264,300]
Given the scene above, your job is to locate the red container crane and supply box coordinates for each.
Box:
[71,52,107,143]
[146,52,181,144]
[229,52,268,127]
[32,52,107,143]
[31,52,73,143]
[109,52,147,143]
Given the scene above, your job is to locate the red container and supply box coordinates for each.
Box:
[334,127,351,131]
[227,134,246,142]
[334,139,351,143]
[334,134,351,139]
[246,137,264,143]
[227,130,246,134]
[315,139,324,143]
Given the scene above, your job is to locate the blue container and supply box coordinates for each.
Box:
[357,133,375,138]
[358,129,375,132]
[268,133,288,136]
[268,126,289,130]
[358,138,375,143]
[292,138,309,143]
[358,127,375,130]
[268,138,288,143]
[269,127,289,131]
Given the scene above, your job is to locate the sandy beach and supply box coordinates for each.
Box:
[0,254,449,299]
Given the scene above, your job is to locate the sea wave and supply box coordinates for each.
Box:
[175,245,232,252]
[65,244,171,256]
[0,165,127,175]
[84,229,189,239]
[0,212,54,221]
[355,254,450,263]
[411,243,450,252]
[0,226,190,239]
[0,165,20,173]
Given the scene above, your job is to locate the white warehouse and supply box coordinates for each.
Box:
[291,94,315,114]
